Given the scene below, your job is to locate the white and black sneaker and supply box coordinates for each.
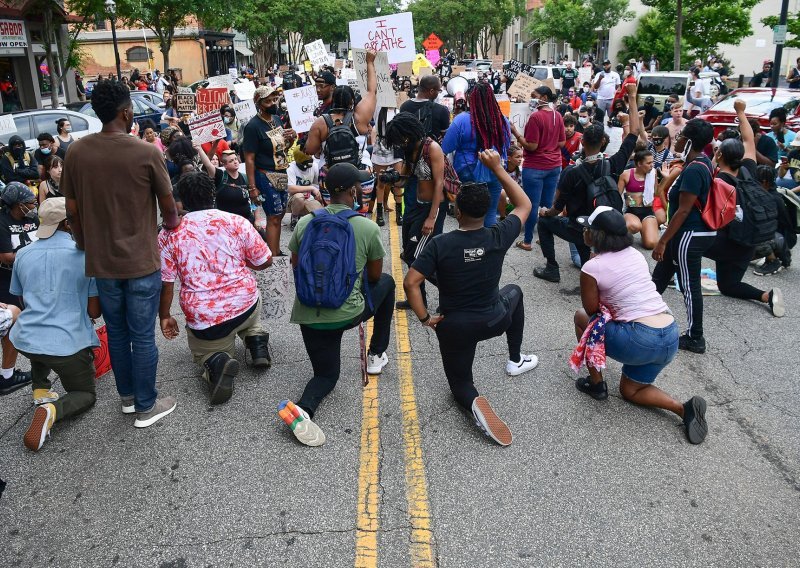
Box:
[505,354,539,376]
[754,259,783,276]
[366,352,388,375]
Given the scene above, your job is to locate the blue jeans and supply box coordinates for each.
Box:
[605,320,679,384]
[457,166,502,227]
[96,271,162,412]
[522,166,561,243]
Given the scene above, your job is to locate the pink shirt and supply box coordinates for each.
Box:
[159,210,271,329]
[581,247,668,322]
[522,109,566,170]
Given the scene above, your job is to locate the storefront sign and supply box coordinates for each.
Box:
[0,20,27,49]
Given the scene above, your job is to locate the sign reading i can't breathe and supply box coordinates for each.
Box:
[348,12,415,64]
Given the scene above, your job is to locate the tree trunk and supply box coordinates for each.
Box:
[161,43,171,77]
[674,0,683,71]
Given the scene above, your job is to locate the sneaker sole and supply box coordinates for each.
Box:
[292,419,326,446]
[473,396,512,446]
[209,359,239,405]
[754,266,783,276]
[134,401,177,428]
[24,405,52,451]
[506,355,539,376]
[685,397,708,444]
[771,288,785,318]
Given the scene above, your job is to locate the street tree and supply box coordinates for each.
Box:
[761,13,800,49]
[526,0,634,54]
[618,10,689,71]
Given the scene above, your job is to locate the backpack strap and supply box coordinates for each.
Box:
[334,208,373,311]
[322,114,335,130]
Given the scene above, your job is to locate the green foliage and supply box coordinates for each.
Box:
[762,13,800,49]
[527,0,634,53]
[618,10,688,70]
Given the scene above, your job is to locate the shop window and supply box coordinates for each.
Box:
[126,47,151,62]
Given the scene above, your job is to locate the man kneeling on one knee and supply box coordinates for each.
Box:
[158,172,273,405]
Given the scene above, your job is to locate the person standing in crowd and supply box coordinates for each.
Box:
[592,59,620,115]
[562,114,582,168]
[313,71,336,116]
[1,136,38,186]
[38,156,63,204]
[370,107,404,227]
[279,163,395,447]
[571,206,707,444]
[11,198,101,451]
[534,83,641,283]
[403,150,537,446]
[618,149,659,249]
[767,108,795,160]
[561,61,578,97]
[749,61,774,88]
[34,133,66,179]
[639,96,661,131]
[141,121,165,153]
[666,104,686,150]
[750,118,778,168]
[54,118,74,155]
[62,80,180,428]
[648,126,673,170]
[441,82,511,228]
[786,57,800,90]
[242,85,297,256]
[399,75,450,141]
[213,148,255,222]
[651,119,717,354]
[512,85,565,251]
[0,183,38,395]
[158,172,273,405]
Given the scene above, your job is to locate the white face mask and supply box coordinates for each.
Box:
[586,101,594,108]
[579,117,590,125]
[674,139,693,161]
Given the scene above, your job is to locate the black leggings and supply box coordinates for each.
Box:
[704,230,763,302]
[653,230,716,338]
[434,285,524,410]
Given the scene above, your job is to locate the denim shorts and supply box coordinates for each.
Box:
[255,170,288,216]
[604,320,679,384]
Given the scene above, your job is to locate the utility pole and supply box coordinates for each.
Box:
[773,0,790,87]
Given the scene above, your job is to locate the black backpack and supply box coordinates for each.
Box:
[323,111,361,168]
[577,158,623,212]
[723,168,779,247]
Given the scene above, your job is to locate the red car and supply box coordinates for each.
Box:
[697,87,800,136]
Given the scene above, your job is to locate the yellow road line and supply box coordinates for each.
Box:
[355,320,380,568]
[388,217,436,567]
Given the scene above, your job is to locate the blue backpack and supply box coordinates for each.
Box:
[294,208,370,312]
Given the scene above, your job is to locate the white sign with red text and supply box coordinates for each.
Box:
[349,12,415,64]
[188,111,227,144]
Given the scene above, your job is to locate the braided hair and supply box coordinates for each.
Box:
[177,171,216,212]
[468,82,509,153]
[331,85,356,112]
[384,112,426,166]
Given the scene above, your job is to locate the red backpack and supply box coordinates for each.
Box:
[421,138,461,201]
[695,161,737,230]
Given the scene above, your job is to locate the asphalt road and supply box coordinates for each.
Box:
[2,213,799,568]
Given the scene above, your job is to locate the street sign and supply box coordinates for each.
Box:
[422,33,443,51]
[774,24,788,45]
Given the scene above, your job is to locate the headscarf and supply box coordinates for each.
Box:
[1,181,36,206]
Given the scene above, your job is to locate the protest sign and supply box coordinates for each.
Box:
[284,85,318,134]
[334,59,344,70]
[177,86,192,94]
[460,71,478,81]
[229,67,238,78]
[336,78,349,86]
[491,54,504,70]
[504,59,533,82]
[507,73,536,99]
[340,67,359,93]
[303,60,312,73]
[509,103,532,132]
[0,114,17,135]
[175,93,196,113]
[495,94,510,117]
[451,65,466,76]
[353,48,395,108]
[349,12,415,64]
[233,99,257,123]
[426,50,440,66]
[206,73,234,89]
[396,91,409,107]
[305,39,330,70]
[397,62,412,76]
[188,111,227,144]
[233,80,256,101]
[578,66,593,86]
[196,87,230,114]
[417,66,432,77]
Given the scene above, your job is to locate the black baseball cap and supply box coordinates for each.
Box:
[645,95,655,103]
[576,206,628,236]
[325,163,372,193]
[316,71,336,85]
[602,58,611,65]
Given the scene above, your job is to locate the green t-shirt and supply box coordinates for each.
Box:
[289,204,386,327]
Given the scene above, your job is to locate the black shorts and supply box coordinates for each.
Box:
[626,206,655,222]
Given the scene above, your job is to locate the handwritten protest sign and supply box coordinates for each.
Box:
[451,65,466,76]
[504,59,533,82]
[175,93,196,113]
[188,111,227,144]
[233,80,256,102]
[397,62,412,76]
[578,66,593,87]
[495,94,511,117]
[196,87,230,114]
[233,99,257,123]
[349,12,415,64]
[507,73,537,99]
[177,86,192,94]
[0,114,17,135]
[417,66,432,77]
[206,74,234,89]
[305,39,332,70]
[353,48,395,108]
[492,54,504,70]
[340,68,359,93]
[284,85,318,134]
[509,102,532,132]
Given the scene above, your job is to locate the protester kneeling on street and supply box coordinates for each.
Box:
[571,206,707,444]
[403,149,538,447]
[279,163,395,447]
[10,198,101,451]
[158,172,273,405]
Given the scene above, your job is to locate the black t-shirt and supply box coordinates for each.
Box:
[555,133,637,221]
[242,114,288,172]
[412,215,521,314]
[639,104,660,125]
[668,155,713,231]
[756,135,779,164]
[400,99,451,139]
[214,168,252,220]
[561,68,578,89]
[34,146,66,165]
[0,209,39,291]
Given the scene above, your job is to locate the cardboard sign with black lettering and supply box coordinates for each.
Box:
[506,73,536,99]
[504,59,533,82]
[353,48,395,108]
[175,93,196,113]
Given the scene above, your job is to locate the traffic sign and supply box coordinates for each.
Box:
[774,24,788,45]
[422,33,443,51]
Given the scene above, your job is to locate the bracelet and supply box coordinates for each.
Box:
[420,313,431,324]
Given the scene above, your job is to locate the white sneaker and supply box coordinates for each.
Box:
[278,400,325,447]
[121,396,136,414]
[506,354,539,376]
[366,352,389,375]
[133,397,177,428]
[471,396,512,446]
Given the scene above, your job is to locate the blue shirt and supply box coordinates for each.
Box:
[9,231,99,356]
[767,130,796,159]
[441,112,510,175]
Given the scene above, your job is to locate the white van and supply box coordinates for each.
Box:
[530,65,565,91]
[636,71,722,109]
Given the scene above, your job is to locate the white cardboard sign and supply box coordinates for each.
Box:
[188,111,227,144]
[0,114,17,135]
[233,99,257,123]
[340,68,359,93]
[352,48,395,108]
[233,79,256,101]
[349,12,415,64]
[206,74,234,89]
[305,39,331,70]
[284,85,318,134]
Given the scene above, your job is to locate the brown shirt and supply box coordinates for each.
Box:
[61,132,173,278]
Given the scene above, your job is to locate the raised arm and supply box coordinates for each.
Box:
[734,98,756,162]
[479,149,531,223]
[354,50,378,133]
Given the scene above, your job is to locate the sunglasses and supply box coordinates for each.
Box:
[652,138,664,145]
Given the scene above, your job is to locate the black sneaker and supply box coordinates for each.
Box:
[533,264,560,283]
[244,334,272,368]
[395,208,403,226]
[290,215,299,231]
[678,334,706,354]
[0,370,32,395]
[682,396,708,444]
[753,259,783,276]
[203,352,239,405]
[575,376,608,400]
[768,288,785,317]
[376,214,385,227]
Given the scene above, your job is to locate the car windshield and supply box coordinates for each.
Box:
[638,76,686,96]
[711,92,799,115]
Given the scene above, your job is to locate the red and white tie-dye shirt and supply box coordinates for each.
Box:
[159,209,271,330]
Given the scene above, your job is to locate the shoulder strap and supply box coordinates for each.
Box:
[336,208,360,220]
[323,114,334,129]
[312,208,330,218]
[600,158,610,176]
[218,170,228,192]
[576,161,595,186]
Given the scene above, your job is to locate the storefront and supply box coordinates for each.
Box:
[201,31,236,78]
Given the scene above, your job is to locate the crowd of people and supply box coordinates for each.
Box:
[1,47,797,458]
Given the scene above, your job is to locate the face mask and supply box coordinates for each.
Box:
[11,146,24,159]
[582,87,589,93]
[64,128,72,133]
[23,204,37,220]
[579,117,589,125]
[652,138,664,146]
[586,101,594,108]
[624,71,631,77]
[224,117,233,125]
[40,148,51,155]
[529,99,540,111]
[674,139,693,161]
[261,103,278,115]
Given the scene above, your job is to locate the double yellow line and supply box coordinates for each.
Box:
[354,216,436,568]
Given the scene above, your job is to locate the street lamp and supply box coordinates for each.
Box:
[105,0,122,81]
[376,0,381,13]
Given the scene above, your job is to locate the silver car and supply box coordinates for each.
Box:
[0,109,103,150]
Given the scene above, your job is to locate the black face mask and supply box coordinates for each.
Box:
[652,138,665,146]
[10,145,24,159]
[297,162,313,171]
[261,103,278,115]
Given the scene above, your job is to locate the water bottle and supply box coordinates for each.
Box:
[734,204,743,221]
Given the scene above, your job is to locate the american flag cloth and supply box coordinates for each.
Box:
[569,305,613,373]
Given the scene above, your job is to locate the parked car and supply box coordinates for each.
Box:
[697,87,800,137]
[187,77,242,92]
[636,71,722,109]
[530,65,565,91]
[132,91,165,108]
[69,95,165,132]
[0,109,102,149]
[464,59,493,72]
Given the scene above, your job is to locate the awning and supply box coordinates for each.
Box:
[235,45,253,57]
